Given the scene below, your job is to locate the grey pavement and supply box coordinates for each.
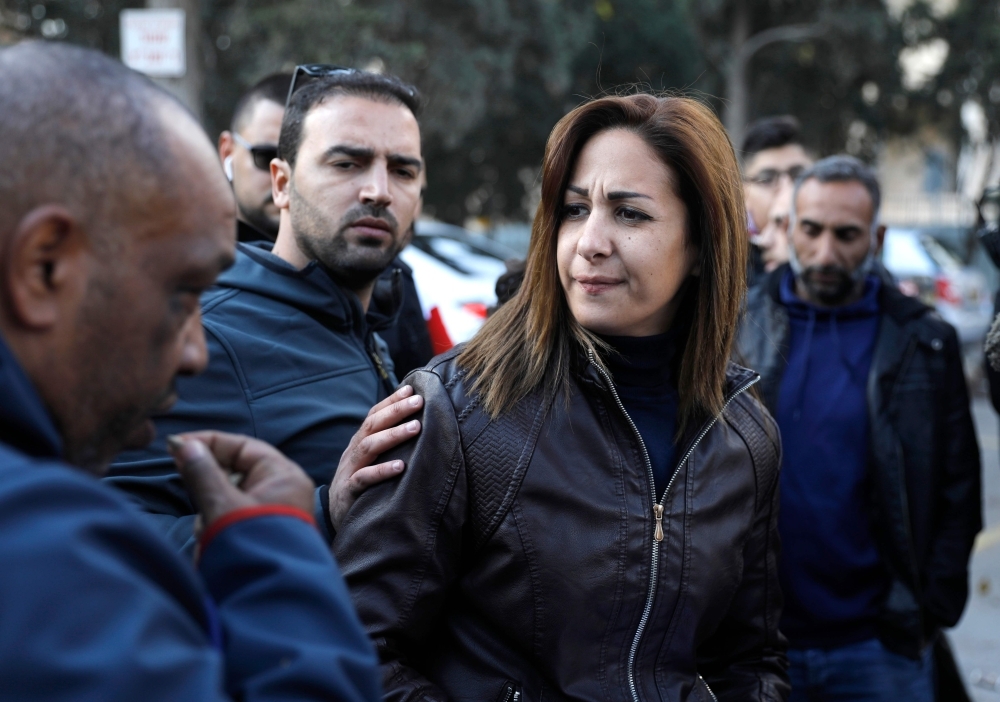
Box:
[950,394,1000,699]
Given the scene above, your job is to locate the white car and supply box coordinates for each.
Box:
[401,220,517,349]
[881,228,993,346]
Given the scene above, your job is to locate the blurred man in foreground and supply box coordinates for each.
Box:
[738,156,980,701]
[742,116,814,281]
[0,41,381,700]
[108,68,430,551]
[218,73,290,242]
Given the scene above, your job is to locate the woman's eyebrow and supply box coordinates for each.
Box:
[606,190,651,201]
[566,185,588,196]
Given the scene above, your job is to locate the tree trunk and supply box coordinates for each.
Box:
[724,0,750,154]
[146,0,203,120]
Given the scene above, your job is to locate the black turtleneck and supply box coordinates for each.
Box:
[599,331,680,497]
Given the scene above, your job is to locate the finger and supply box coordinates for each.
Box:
[365,384,414,418]
[359,394,424,439]
[179,430,283,475]
[168,436,243,519]
[353,420,421,466]
[346,460,406,495]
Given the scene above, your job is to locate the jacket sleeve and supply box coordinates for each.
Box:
[0,460,380,701]
[104,324,255,555]
[924,325,982,628]
[698,397,790,702]
[334,368,468,702]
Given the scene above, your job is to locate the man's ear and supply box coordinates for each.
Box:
[874,224,886,255]
[271,159,292,210]
[218,131,234,162]
[2,205,89,330]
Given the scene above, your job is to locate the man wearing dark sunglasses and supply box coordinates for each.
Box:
[742,116,814,281]
[218,74,290,242]
[108,66,428,554]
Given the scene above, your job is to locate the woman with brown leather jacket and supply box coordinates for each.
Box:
[334,94,789,702]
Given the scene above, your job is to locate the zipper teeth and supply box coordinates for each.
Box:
[589,353,657,702]
[590,350,758,702]
[699,675,719,702]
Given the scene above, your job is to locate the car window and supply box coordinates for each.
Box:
[412,235,507,278]
[883,231,936,276]
[919,235,962,272]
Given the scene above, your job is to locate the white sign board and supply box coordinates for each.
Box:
[120,9,186,78]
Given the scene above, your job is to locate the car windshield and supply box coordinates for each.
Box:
[919,235,962,273]
[883,230,936,276]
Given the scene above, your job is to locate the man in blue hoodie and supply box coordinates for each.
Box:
[738,156,981,701]
[0,41,384,700]
[108,67,429,551]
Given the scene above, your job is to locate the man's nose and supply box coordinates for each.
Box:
[359,163,392,207]
[178,310,209,377]
[812,231,840,266]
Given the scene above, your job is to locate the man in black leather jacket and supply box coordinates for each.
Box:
[737,156,981,701]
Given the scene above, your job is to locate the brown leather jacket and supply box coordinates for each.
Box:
[335,347,789,702]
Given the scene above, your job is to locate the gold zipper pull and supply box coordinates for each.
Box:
[370,350,389,380]
[653,503,664,542]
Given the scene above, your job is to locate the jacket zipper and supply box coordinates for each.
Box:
[590,352,758,702]
[699,674,719,702]
[369,348,390,381]
[498,683,521,702]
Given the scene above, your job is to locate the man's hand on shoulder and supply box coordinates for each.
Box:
[329,384,423,531]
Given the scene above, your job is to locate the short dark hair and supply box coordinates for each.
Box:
[230,73,292,132]
[792,155,881,227]
[0,41,184,245]
[741,116,802,160]
[278,71,421,168]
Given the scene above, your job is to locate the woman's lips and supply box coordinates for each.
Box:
[575,276,623,294]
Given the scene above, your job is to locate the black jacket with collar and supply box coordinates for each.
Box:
[335,347,789,702]
[736,265,982,657]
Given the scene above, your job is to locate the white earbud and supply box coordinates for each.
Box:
[224,155,234,182]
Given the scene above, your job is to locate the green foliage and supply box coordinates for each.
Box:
[929,0,1000,136]
[5,0,990,219]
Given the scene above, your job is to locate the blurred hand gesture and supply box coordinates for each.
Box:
[168,431,315,526]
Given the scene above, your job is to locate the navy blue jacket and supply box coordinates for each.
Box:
[106,242,398,550]
[0,333,381,701]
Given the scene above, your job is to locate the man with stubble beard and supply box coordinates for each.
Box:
[737,156,980,701]
[218,73,290,242]
[107,69,427,551]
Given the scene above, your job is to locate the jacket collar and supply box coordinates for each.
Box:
[0,332,62,460]
[577,344,759,415]
[236,219,276,244]
[215,242,402,336]
[766,262,930,325]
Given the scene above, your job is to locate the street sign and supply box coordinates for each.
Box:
[120,8,185,77]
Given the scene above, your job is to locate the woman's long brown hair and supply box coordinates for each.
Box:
[458,94,747,430]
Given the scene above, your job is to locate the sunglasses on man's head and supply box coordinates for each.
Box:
[232,132,278,171]
[284,64,359,109]
[284,63,419,110]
